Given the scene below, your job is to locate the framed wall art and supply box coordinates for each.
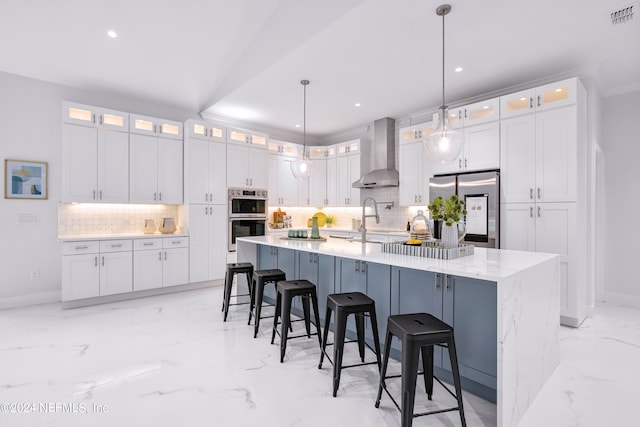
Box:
[4,159,48,200]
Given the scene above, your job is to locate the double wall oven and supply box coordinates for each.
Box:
[228,188,267,251]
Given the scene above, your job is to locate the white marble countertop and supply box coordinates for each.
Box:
[238,234,558,282]
[58,232,189,242]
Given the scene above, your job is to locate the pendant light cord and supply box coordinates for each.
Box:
[441,10,445,108]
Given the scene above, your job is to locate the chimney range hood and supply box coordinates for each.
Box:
[352,117,399,188]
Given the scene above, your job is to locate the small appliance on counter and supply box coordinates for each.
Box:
[159,217,177,234]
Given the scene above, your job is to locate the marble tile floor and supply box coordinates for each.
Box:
[0,286,638,427]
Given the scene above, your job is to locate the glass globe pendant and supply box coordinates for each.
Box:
[291,79,313,180]
[423,4,464,164]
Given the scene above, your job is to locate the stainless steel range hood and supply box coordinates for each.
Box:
[352,117,398,188]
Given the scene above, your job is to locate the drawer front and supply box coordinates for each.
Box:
[134,238,163,250]
[61,241,100,255]
[163,237,189,249]
[100,240,133,253]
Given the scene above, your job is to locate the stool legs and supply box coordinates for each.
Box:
[369,309,382,370]
[422,346,434,400]
[400,341,421,427]
[318,306,332,369]
[331,311,348,397]
[448,337,467,427]
[375,329,393,408]
[223,270,253,322]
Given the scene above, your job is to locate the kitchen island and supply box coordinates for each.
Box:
[237,235,560,427]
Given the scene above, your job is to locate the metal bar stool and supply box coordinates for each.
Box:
[318,292,382,397]
[222,262,254,322]
[375,312,466,427]
[271,279,322,363]
[249,269,286,337]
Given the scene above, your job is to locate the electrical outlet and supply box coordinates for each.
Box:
[30,270,40,280]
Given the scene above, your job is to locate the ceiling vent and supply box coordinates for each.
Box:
[609,3,637,25]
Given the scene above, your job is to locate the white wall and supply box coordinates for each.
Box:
[0,71,197,307]
[602,90,640,304]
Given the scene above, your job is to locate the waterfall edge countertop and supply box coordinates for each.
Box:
[237,235,561,427]
[237,234,558,282]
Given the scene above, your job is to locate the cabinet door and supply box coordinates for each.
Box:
[276,156,298,205]
[298,178,310,206]
[208,141,227,203]
[100,251,133,296]
[442,275,497,388]
[276,247,296,278]
[157,139,183,204]
[97,130,129,202]
[535,107,577,202]
[500,203,536,251]
[326,157,337,206]
[209,205,227,281]
[461,98,500,127]
[133,250,163,291]
[363,262,391,348]
[463,122,499,171]
[129,134,158,203]
[399,142,423,206]
[535,78,577,112]
[257,245,277,269]
[163,248,189,287]
[188,206,210,283]
[248,147,268,188]
[337,258,365,294]
[500,115,536,203]
[62,124,98,202]
[348,154,360,205]
[500,88,536,119]
[226,144,249,188]
[268,154,279,204]
[309,159,327,206]
[62,254,100,301]
[188,139,210,204]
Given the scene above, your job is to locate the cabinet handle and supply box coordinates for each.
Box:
[92,113,96,124]
[530,206,534,218]
[101,256,104,266]
[537,95,541,107]
[458,110,462,119]
[171,241,181,245]
[99,190,102,200]
[159,251,162,260]
[94,256,98,267]
[363,262,368,274]
[418,130,422,138]
[458,159,462,169]
[159,193,162,201]
[144,242,154,246]
[250,178,253,186]
[530,188,534,199]
[464,109,468,119]
[209,193,213,202]
[75,245,89,250]
[435,273,440,290]
[464,158,468,168]
[445,275,452,291]
[110,244,123,248]
[529,97,534,109]
[355,260,360,272]
[537,188,541,199]
[164,251,167,260]
[93,190,96,200]
[538,206,541,218]
[153,193,157,201]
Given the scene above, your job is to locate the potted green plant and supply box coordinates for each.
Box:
[428,194,467,241]
[325,215,335,228]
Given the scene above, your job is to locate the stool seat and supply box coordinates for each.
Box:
[319,292,381,397]
[249,269,287,337]
[271,280,322,363]
[222,262,254,322]
[375,312,466,427]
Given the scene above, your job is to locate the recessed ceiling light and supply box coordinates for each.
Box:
[454,67,463,72]
[107,30,118,38]
[354,103,361,107]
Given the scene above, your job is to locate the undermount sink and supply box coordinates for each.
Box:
[350,238,385,244]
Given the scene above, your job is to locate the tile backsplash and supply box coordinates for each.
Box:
[58,203,183,236]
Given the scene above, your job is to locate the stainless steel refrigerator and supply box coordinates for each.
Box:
[429,171,500,248]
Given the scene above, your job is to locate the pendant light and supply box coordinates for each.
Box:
[423,4,464,164]
[290,79,314,180]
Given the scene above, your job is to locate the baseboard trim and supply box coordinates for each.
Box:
[0,291,61,310]
[602,291,640,310]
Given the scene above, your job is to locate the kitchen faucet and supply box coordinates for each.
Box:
[360,197,380,243]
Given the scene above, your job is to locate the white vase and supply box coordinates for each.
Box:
[441,222,466,248]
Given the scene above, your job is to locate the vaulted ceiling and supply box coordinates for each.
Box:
[1,0,639,136]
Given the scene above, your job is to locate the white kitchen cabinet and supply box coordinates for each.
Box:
[129,133,183,204]
[62,102,129,203]
[501,106,577,203]
[133,237,189,291]
[336,140,360,206]
[447,97,500,129]
[227,126,268,148]
[61,240,132,301]
[189,205,226,283]
[185,121,226,205]
[309,158,328,206]
[399,141,432,205]
[500,77,578,119]
[227,144,269,189]
[268,139,299,157]
[305,145,336,206]
[398,122,434,145]
[130,114,183,139]
[185,119,225,143]
[326,155,338,206]
[432,121,500,175]
[269,153,300,206]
